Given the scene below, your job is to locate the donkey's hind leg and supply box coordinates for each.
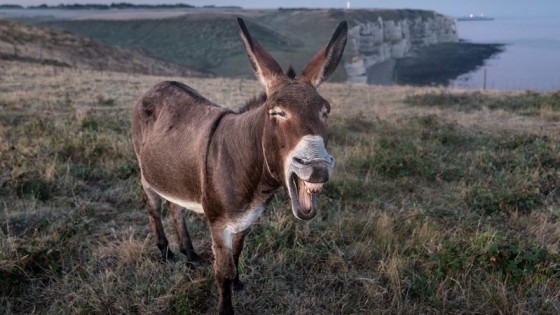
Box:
[232,231,246,291]
[170,203,201,266]
[142,180,174,261]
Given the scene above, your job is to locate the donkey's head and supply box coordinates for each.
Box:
[238,18,347,220]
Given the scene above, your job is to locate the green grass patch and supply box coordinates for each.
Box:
[430,233,558,285]
[1,110,136,202]
[405,91,560,115]
[343,115,558,214]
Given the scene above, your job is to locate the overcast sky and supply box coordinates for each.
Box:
[2,1,559,18]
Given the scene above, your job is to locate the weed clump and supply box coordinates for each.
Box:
[460,181,542,215]
[13,172,51,201]
[373,136,435,179]
[430,235,558,286]
[371,116,470,181]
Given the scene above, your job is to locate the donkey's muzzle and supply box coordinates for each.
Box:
[292,156,334,183]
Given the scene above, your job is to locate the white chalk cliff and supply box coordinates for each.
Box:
[344,12,458,84]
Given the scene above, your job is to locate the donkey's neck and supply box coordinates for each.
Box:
[204,102,279,210]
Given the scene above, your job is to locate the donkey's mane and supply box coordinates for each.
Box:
[237,92,267,114]
[286,66,296,79]
[236,66,297,114]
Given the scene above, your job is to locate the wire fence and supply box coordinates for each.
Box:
[450,67,560,92]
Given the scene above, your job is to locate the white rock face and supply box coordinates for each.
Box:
[345,12,458,84]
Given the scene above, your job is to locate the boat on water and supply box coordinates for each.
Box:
[457,14,494,21]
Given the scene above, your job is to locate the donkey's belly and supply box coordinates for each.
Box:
[140,144,204,210]
[152,188,204,214]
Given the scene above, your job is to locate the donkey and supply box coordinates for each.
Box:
[131,18,347,314]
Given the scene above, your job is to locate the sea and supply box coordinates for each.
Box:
[451,16,560,92]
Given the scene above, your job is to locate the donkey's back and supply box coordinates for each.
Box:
[132,81,228,205]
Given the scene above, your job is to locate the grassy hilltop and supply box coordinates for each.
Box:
[0,19,204,76]
[42,8,344,79]
[1,58,559,313]
[42,8,443,81]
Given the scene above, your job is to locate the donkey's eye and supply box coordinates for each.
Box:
[269,109,287,118]
[322,112,329,119]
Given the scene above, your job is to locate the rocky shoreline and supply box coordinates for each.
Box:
[342,11,504,87]
[393,41,504,86]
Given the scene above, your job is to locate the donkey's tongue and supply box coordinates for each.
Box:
[298,184,313,211]
[298,181,324,212]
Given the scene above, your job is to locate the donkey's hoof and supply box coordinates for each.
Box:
[160,250,176,263]
[219,306,234,315]
[183,251,202,268]
[186,257,202,268]
[233,279,245,292]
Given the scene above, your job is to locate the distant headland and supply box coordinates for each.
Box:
[0,3,241,10]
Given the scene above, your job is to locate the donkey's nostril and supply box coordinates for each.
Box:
[293,157,306,165]
[294,156,334,166]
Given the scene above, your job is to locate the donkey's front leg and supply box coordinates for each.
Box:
[210,225,236,315]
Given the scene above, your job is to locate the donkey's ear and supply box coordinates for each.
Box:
[300,21,348,88]
[237,18,284,94]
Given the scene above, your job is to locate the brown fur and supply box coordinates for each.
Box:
[131,18,347,314]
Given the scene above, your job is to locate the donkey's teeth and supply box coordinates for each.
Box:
[304,181,324,194]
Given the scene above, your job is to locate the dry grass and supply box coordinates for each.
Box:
[1,60,559,314]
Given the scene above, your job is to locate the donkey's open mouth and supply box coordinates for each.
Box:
[288,160,334,220]
[285,135,334,220]
[289,174,322,220]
